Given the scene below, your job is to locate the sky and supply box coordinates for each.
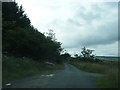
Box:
[15,0,119,56]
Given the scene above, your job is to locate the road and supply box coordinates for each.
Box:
[4,63,103,88]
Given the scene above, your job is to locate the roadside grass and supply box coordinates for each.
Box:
[69,60,118,88]
[2,55,64,85]
[96,68,118,88]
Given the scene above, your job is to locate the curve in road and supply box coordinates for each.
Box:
[45,63,103,88]
[4,63,103,88]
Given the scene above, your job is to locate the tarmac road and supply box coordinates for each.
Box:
[4,63,103,88]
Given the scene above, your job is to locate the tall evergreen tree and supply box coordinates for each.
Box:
[2,2,30,31]
[2,2,63,63]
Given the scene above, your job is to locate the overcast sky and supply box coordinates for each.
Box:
[16,0,118,56]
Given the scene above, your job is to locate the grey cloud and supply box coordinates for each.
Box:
[67,18,81,26]
[76,11,100,23]
[53,2,117,56]
[60,18,118,49]
[18,0,118,56]
[104,2,118,8]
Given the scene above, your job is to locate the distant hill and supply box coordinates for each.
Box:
[96,56,119,61]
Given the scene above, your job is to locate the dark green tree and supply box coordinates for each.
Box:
[2,2,30,31]
[61,53,71,58]
[2,2,63,63]
[80,47,95,62]
[74,54,78,57]
[81,47,94,58]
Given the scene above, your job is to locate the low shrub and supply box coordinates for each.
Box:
[2,55,64,84]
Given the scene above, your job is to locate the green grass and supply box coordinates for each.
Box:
[69,61,118,88]
[96,67,118,88]
[2,55,64,85]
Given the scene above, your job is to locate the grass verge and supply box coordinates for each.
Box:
[69,61,118,88]
[2,55,64,85]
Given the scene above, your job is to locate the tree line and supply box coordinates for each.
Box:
[62,47,103,63]
[2,2,103,63]
[2,2,63,63]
